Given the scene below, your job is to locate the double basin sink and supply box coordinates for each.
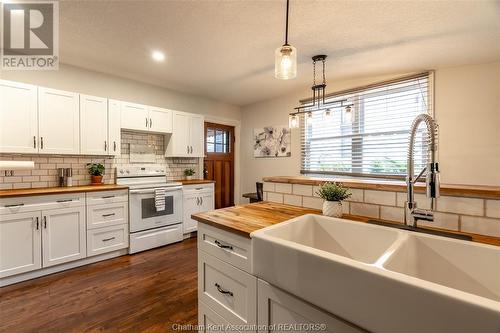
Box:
[251,214,500,333]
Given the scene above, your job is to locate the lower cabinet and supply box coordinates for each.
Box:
[0,211,42,278]
[87,224,128,257]
[183,184,214,234]
[42,206,86,267]
[198,301,231,333]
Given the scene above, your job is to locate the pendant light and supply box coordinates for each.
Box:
[275,0,297,80]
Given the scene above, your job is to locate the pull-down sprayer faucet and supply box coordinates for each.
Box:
[405,114,440,227]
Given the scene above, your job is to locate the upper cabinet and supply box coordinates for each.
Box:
[80,95,108,155]
[121,102,173,134]
[108,100,122,156]
[166,111,204,157]
[0,80,38,153]
[38,87,80,155]
[148,106,172,134]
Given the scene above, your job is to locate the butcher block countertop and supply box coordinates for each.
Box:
[174,179,215,185]
[192,202,500,247]
[0,184,129,198]
[192,201,320,238]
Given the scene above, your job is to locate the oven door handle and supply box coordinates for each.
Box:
[129,187,183,194]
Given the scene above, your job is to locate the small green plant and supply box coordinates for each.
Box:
[184,168,196,177]
[315,182,351,202]
[87,163,105,176]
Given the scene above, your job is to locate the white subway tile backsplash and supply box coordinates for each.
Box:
[461,216,500,237]
[364,190,396,206]
[302,196,323,210]
[350,203,379,219]
[267,192,284,204]
[275,183,292,194]
[419,212,459,231]
[380,206,404,223]
[283,194,302,206]
[346,188,363,202]
[396,192,431,209]
[263,182,275,192]
[436,196,484,216]
[292,184,313,196]
[342,201,349,215]
[486,200,500,219]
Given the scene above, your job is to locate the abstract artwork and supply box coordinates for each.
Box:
[253,126,291,157]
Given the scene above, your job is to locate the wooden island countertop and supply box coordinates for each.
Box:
[0,184,129,198]
[192,201,500,247]
[192,201,320,238]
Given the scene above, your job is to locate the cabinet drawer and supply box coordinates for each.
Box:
[86,190,128,206]
[183,184,213,194]
[199,301,231,333]
[87,202,128,230]
[198,223,252,273]
[87,224,128,257]
[199,251,257,327]
[0,194,84,215]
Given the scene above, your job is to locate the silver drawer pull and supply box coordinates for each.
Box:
[214,240,233,250]
[102,195,115,199]
[102,237,116,242]
[102,213,115,217]
[57,199,73,203]
[195,187,203,190]
[215,283,233,297]
[5,203,24,208]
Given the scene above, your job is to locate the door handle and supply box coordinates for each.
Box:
[187,146,190,154]
[43,216,47,229]
[40,137,44,149]
[190,146,193,154]
[214,240,233,250]
[149,118,152,128]
[113,141,117,151]
[146,117,148,128]
[214,283,233,297]
[104,140,107,151]
[200,197,203,205]
[34,216,39,230]
[33,136,37,149]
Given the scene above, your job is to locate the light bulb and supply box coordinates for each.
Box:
[306,112,313,124]
[289,114,299,129]
[275,45,297,80]
[323,109,332,118]
[344,106,353,123]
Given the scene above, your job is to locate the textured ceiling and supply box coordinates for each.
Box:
[58,0,500,106]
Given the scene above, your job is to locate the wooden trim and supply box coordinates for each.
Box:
[299,71,431,104]
[262,176,500,199]
[173,179,215,185]
[0,184,129,198]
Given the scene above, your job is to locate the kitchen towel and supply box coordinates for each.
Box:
[154,188,166,212]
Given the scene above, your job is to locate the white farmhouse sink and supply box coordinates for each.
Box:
[251,214,500,333]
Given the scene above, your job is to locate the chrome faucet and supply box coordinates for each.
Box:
[405,114,440,227]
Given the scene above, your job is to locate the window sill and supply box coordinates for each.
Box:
[262,176,500,199]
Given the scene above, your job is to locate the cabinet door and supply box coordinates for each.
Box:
[183,192,199,234]
[0,211,42,278]
[108,99,122,156]
[38,87,80,154]
[200,191,214,213]
[257,280,364,333]
[148,106,172,134]
[121,102,149,131]
[80,94,108,155]
[189,114,204,157]
[168,111,191,157]
[41,206,86,267]
[0,80,38,153]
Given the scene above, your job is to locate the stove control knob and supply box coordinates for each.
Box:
[119,170,124,174]
[126,170,130,174]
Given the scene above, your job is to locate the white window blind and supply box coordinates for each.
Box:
[301,72,433,179]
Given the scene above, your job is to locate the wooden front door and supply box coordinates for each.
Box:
[204,122,235,209]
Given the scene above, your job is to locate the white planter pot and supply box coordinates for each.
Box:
[185,175,194,180]
[322,201,343,217]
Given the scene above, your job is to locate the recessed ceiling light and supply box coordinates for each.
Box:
[151,51,165,62]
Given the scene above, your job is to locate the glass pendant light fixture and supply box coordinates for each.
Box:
[275,0,297,80]
[289,114,299,129]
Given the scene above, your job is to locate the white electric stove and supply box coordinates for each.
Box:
[117,165,183,253]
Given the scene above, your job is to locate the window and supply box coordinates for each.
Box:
[301,73,432,179]
[206,127,231,154]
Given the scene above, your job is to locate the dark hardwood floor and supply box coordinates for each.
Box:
[0,238,198,333]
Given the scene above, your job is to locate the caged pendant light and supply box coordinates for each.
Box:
[275,0,297,80]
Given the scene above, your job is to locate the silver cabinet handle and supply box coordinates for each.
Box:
[104,140,107,151]
[57,199,73,203]
[190,146,193,154]
[215,283,233,296]
[34,216,39,230]
[113,141,117,151]
[200,197,203,205]
[149,118,152,128]
[5,203,24,208]
[187,145,189,154]
[214,240,233,250]
[102,195,115,199]
[102,237,115,242]
[102,213,115,217]
[43,216,47,229]
[196,197,200,205]
[146,117,148,128]
[33,136,37,149]
[40,137,44,149]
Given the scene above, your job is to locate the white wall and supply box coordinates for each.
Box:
[240,61,500,194]
[1,63,241,121]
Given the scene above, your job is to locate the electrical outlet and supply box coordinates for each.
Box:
[4,170,14,177]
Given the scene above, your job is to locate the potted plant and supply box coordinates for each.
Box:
[87,163,105,185]
[315,182,351,217]
[184,168,196,180]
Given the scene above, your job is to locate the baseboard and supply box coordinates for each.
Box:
[0,249,128,287]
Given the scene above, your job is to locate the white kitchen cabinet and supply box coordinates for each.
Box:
[257,280,364,333]
[0,211,42,278]
[166,111,205,157]
[108,99,122,156]
[121,101,149,131]
[183,183,214,234]
[199,301,231,333]
[0,80,38,153]
[41,206,86,267]
[38,87,80,154]
[148,106,172,134]
[80,94,108,155]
